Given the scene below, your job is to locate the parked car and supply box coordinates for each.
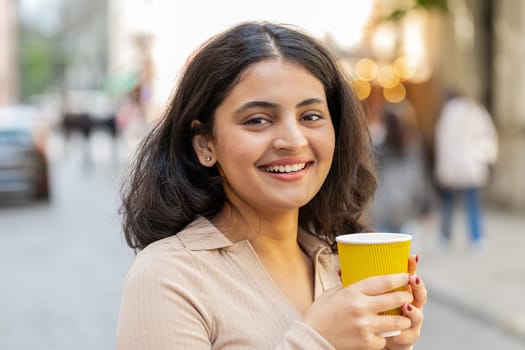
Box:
[0,105,50,202]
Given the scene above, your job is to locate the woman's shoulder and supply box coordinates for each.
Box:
[125,235,196,288]
[125,217,232,283]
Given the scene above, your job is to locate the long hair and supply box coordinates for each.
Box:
[120,21,377,251]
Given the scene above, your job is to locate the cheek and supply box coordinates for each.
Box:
[322,128,336,161]
[214,133,261,166]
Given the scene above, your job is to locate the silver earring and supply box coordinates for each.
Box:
[205,155,212,162]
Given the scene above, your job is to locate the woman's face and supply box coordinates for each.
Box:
[197,59,335,216]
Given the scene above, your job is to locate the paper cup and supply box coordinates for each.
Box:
[336,233,412,337]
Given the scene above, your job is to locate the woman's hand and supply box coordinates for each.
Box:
[304,273,414,350]
[385,254,428,350]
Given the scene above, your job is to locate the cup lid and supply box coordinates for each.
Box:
[336,233,412,244]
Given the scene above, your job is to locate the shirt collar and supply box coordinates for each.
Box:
[176,216,234,250]
[297,227,332,258]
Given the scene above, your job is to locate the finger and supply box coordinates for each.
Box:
[402,303,424,328]
[409,275,427,309]
[400,303,424,340]
[408,254,419,275]
[370,314,411,335]
[386,304,424,347]
[355,273,410,296]
[371,290,414,314]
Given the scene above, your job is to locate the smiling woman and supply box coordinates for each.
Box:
[117,21,426,350]
[193,59,336,216]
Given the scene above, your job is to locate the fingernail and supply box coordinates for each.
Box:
[415,277,421,285]
[406,304,413,312]
[415,254,419,264]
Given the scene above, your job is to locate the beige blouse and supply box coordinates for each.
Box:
[116,217,341,349]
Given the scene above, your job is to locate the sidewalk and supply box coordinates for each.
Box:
[414,206,525,339]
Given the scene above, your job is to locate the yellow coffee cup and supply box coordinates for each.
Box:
[336,233,412,337]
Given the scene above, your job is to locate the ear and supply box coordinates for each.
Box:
[191,120,216,167]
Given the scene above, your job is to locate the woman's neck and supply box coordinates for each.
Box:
[211,205,301,256]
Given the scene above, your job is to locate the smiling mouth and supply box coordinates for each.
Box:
[262,162,311,173]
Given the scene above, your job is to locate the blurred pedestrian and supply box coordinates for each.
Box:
[434,88,498,252]
[117,21,426,350]
[371,100,432,238]
[115,86,147,142]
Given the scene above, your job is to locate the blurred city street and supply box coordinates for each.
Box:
[416,205,525,338]
[0,131,524,349]
[0,131,135,350]
[414,204,525,349]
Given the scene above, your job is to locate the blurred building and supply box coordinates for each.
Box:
[0,0,18,104]
[60,0,109,89]
[107,0,155,121]
[342,0,525,211]
[425,0,525,211]
[489,1,525,211]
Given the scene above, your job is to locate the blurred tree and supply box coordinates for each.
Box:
[19,32,55,98]
[18,0,64,100]
[385,0,449,22]
[17,0,108,101]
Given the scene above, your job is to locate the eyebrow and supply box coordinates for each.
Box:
[233,98,326,114]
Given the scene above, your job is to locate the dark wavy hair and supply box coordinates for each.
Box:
[120,21,377,251]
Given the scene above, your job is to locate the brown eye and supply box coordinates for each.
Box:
[301,113,323,122]
[243,116,271,125]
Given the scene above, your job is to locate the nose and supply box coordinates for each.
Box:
[272,117,308,151]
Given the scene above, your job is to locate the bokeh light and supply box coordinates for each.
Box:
[383,82,406,103]
[394,56,416,81]
[355,58,378,82]
[353,79,372,100]
[377,64,400,88]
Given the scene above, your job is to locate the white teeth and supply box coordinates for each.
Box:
[265,163,306,173]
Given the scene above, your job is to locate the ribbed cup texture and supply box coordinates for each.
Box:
[337,239,411,315]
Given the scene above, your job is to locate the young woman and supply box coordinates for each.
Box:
[117,21,426,350]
